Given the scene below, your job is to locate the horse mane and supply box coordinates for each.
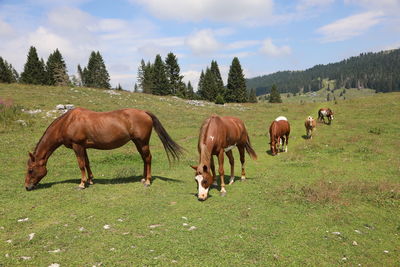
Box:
[198,117,213,165]
[33,111,69,154]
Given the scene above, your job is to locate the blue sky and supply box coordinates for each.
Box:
[0,0,399,90]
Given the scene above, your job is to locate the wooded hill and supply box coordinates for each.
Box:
[247,48,400,96]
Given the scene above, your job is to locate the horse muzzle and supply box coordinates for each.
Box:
[25,184,36,191]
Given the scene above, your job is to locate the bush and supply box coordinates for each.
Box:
[215,94,225,105]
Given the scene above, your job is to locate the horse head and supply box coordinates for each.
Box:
[328,109,334,120]
[25,152,47,191]
[191,165,213,201]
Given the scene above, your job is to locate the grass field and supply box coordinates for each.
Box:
[1,84,399,266]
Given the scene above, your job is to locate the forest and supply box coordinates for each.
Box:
[246,48,400,95]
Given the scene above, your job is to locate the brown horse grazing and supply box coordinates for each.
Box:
[25,107,183,191]
[269,116,290,156]
[191,115,257,201]
[318,108,334,124]
[305,116,316,139]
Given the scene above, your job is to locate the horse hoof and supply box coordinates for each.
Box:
[220,191,226,197]
[141,178,146,184]
[77,186,85,190]
[143,182,150,187]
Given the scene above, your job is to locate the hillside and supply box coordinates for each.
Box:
[1,84,400,266]
[247,48,400,96]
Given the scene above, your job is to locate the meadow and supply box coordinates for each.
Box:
[0,84,399,266]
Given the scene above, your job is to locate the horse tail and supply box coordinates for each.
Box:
[244,133,257,160]
[145,111,184,162]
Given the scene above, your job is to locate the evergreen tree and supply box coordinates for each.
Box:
[137,59,154,94]
[151,54,170,95]
[186,81,195,99]
[134,83,139,92]
[165,52,183,95]
[248,88,257,103]
[20,46,46,85]
[0,57,18,83]
[210,60,224,96]
[200,67,218,101]
[197,70,205,98]
[80,51,110,89]
[269,84,282,103]
[226,57,247,102]
[46,49,68,86]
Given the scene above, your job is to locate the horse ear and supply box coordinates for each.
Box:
[203,165,208,172]
[28,152,35,162]
[190,165,198,170]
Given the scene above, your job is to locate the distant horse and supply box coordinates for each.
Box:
[318,108,334,124]
[269,116,290,156]
[304,116,316,139]
[191,115,257,201]
[25,108,183,191]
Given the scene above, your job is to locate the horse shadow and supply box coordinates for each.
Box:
[301,135,310,140]
[36,175,182,190]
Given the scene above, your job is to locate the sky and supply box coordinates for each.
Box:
[0,0,399,90]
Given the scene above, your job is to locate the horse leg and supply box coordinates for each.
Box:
[134,140,152,187]
[285,134,289,152]
[238,145,246,180]
[84,149,94,185]
[225,150,235,185]
[218,150,226,196]
[72,144,88,189]
[211,156,217,187]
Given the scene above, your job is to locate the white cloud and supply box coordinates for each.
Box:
[260,38,291,56]
[185,29,221,55]
[0,19,15,37]
[316,11,384,43]
[182,70,201,90]
[131,0,274,23]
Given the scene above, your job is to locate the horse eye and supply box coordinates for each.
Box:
[28,169,33,173]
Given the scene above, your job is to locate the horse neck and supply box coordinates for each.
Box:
[198,120,214,167]
[34,121,63,164]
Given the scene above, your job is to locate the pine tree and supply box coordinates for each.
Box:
[20,46,46,85]
[201,67,218,101]
[46,49,68,86]
[187,81,195,99]
[197,70,205,98]
[165,52,183,95]
[226,57,247,102]
[143,61,154,94]
[151,54,170,95]
[80,51,110,89]
[134,83,139,92]
[269,84,282,103]
[210,60,224,96]
[0,57,18,83]
[248,88,257,103]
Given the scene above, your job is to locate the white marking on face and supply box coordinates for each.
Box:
[224,144,236,152]
[209,135,214,141]
[275,116,287,121]
[195,174,209,200]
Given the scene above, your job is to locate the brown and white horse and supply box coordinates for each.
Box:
[269,116,290,156]
[191,115,257,201]
[304,116,316,139]
[25,107,183,190]
[318,108,334,124]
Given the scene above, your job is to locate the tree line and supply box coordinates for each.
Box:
[137,54,257,103]
[1,46,257,103]
[247,48,400,95]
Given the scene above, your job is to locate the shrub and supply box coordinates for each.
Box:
[215,94,225,105]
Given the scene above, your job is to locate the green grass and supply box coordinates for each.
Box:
[1,83,399,266]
